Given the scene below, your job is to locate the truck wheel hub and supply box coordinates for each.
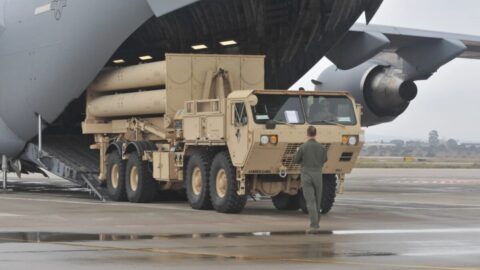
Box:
[111,164,119,189]
[216,169,227,198]
[192,167,202,196]
[130,166,139,192]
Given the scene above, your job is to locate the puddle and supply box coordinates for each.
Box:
[0,231,399,259]
[2,228,478,244]
[346,251,396,257]
[0,231,333,244]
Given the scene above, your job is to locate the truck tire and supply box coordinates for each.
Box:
[299,174,337,214]
[106,152,127,201]
[321,174,337,214]
[209,152,247,213]
[125,153,157,203]
[272,192,300,210]
[185,152,212,210]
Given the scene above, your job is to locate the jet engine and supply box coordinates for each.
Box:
[316,61,418,127]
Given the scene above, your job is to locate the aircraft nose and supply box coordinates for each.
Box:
[0,117,26,157]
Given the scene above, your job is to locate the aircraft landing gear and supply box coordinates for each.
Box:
[1,155,21,192]
[2,155,7,191]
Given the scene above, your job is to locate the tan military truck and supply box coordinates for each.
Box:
[82,54,364,213]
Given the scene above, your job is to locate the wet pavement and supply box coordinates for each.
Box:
[0,169,479,269]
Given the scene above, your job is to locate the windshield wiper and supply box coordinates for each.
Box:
[311,120,346,128]
[273,120,295,127]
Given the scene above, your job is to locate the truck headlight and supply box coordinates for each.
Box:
[260,135,278,145]
[342,135,358,145]
[260,135,270,145]
[348,136,358,145]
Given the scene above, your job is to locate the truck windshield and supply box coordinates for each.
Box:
[252,94,357,126]
[302,96,357,125]
[252,95,305,124]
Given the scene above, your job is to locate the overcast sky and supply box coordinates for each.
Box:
[292,0,480,143]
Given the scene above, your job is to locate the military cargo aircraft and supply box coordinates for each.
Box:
[1,0,478,202]
[0,0,382,185]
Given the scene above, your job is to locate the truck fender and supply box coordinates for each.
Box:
[125,141,157,156]
[106,142,123,156]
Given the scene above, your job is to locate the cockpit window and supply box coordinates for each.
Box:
[252,95,305,124]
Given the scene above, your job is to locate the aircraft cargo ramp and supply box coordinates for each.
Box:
[22,135,105,200]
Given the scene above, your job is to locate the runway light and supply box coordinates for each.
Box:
[192,44,208,50]
[139,55,153,61]
[113,59,125,64]
[220,40,237,46]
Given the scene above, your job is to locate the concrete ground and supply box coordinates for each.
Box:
[0,169,479,269]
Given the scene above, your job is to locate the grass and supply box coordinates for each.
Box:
[356,157,480,169]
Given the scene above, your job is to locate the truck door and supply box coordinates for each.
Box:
[227,101,250,166]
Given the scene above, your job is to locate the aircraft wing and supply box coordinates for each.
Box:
[327,23,480,71]
[318,24,480,126]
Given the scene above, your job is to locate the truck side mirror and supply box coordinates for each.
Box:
[265,120,276,130]
[241,116,248,126]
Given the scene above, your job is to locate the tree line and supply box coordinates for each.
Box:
[362,130,480,158]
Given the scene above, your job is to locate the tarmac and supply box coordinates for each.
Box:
[0,168,479,269]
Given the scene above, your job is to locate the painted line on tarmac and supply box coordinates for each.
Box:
[56,242,479,270]
[335,203,480,210]
[333,228,480,235]
[241,228,480,237]
[0,196,197,212]
[404,250,480,257]
[339,198,480,208]
[0,213,23,217]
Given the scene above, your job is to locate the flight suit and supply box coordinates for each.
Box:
[294,139,328,229]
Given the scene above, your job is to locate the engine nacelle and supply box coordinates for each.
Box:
[316,61,417,126]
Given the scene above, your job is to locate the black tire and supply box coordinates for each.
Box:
[106,151,127,201]
[299,174,337,214]
[185,152,212,210]
[209,152,247,213]
[125,153,157,203]
[321,174,337,214]
[272,192,300,210]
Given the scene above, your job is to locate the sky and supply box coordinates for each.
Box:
[292,0,480,143]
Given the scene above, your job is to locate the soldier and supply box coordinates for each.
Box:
[309,99,335,122]
[294,126,328,233]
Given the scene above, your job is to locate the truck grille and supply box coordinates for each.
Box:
[281,143,330,170]
[340,152,354,162]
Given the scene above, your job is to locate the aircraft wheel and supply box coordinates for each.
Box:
[185,152,212,210]
[209,152,247,213]
[125,153,156,203]
[106,152,127,201]
[272,192,300,210]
